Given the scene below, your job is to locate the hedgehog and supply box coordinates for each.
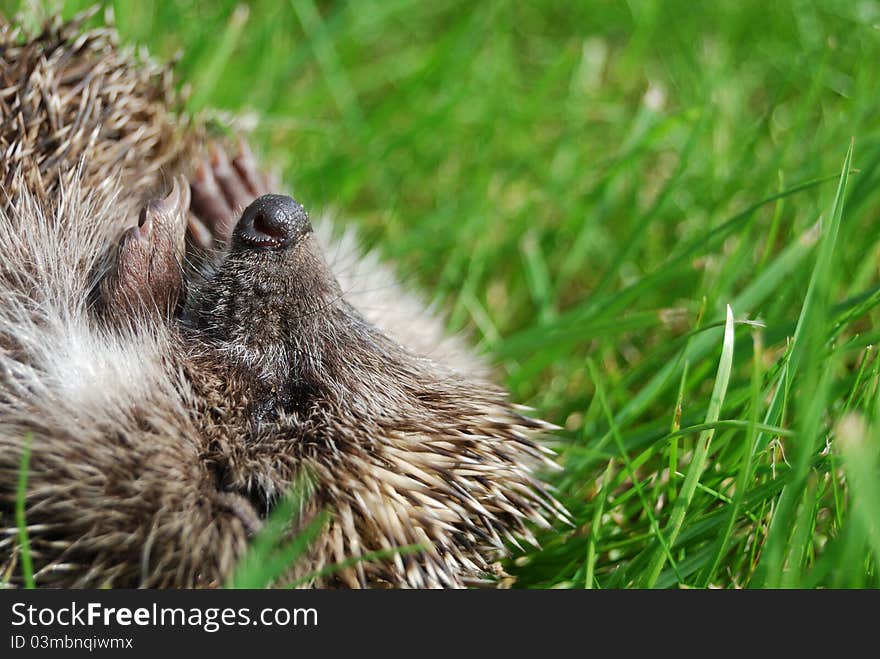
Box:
[0,10,568,588]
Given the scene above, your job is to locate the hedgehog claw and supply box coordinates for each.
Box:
[187,214,214,250]
[210,143,252,211]
[189,139,277,247]
[192,158,231,218]
[139,175,189,248]
[152,174,189,219]
[190,155,235,243]
[232,136,271,197]
[98,176,189,318]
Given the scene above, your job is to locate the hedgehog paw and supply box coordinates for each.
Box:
[99,176,189,318]
[189,138,277,247]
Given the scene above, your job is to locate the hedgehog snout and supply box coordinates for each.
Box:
[233,194,311,250]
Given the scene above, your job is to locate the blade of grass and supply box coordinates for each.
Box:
[284,544,425,588]
[643,304,736,587]
[756,140,853,586]
[588,358,684,585]
[788,141,854,373]
[521,231,558,325]
[584,458,615,589]
[699,330,764,586]
[16,433,34,589]
[780,471,820,588]
[187,4,250,111]
[835,414,880,569]
[229,476,326,588]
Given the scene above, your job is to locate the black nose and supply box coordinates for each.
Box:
[233,194,311,249]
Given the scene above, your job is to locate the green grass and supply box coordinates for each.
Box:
[15,434,34,589]
[228,476,329,588]
[6,0,880,588]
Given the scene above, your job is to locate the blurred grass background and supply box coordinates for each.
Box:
[5,0,880,587]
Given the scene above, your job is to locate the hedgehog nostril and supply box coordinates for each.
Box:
[252,209,287,242]
[234,194,311,250]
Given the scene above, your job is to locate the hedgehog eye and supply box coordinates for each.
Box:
[250,380,319,424]
[281,381,319,413]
